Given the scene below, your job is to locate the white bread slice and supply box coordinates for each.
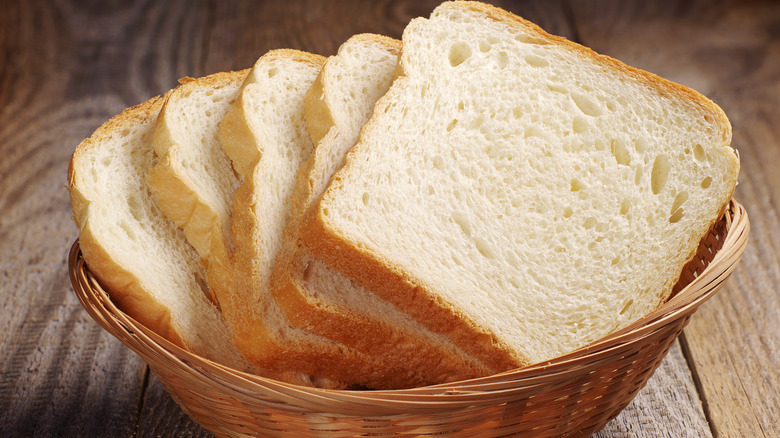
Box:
[67,96,251,372]
[147,50,414,388]
[303,1,740,370]
[146,69,346,388]
[148,71,246,305]
[219,49,445,388]
[268,34,492,385]
[147,67,352,388]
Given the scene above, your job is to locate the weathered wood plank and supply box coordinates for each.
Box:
[136,374,212,438]
[684,100,780,437]
[0,1,143,435]
[203,0,578,73]
[0,0,200,436]
[596,341,712,438]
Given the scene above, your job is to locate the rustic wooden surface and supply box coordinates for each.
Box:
[1,0,777,436]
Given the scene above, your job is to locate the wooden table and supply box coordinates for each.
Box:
[2,0,777,436]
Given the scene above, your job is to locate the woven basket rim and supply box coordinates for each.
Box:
[68,199,749,417]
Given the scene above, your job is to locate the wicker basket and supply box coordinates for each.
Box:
[68,200,749,437]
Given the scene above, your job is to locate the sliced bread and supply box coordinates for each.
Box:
[148,71,247,300]
[268,34,492,385]
[147,68,351,388]
[220,48,484,388]
[219,49,436,388]
[67,96,251,372]
[146,50,416,388]
[302,1,740,369]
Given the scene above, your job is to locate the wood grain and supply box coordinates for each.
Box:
[595,341,712,438]
[136,374,211,438]
[1,0,777,436]
[0,0,199,435]
[684,101,780,436]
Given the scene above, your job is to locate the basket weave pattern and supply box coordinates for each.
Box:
[68,200,749,437]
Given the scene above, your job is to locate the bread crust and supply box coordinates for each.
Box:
[270,245,492,384]
[301,1,737,371]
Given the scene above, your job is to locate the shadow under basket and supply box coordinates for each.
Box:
[68,199,749,437]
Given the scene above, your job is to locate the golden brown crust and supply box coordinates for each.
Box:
[219,92,261,178]
[349,33,402,50]
[270,244,493,385]
[257,48,327,71]
[302,67,332,147]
